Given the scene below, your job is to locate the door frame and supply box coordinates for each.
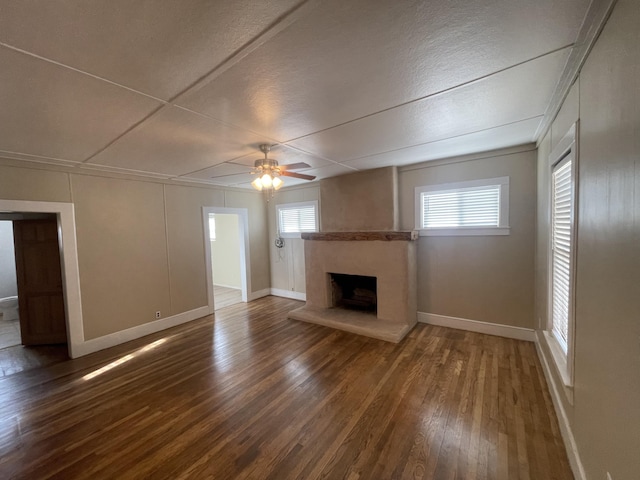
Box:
[202,207,251,312]
[0,200,83,358]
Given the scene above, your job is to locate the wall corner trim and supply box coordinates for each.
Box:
[74,306,210,357]
[534,331,586,480]
[417,312,536,341]
[270,288,306,301]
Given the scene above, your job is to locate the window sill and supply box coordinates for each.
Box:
[543,330,573,388]
[279,232,304,239]
[418,227,510,237]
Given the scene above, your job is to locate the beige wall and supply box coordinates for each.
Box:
[72,175,172,338]
[535,0,640,477]
[210,214,242,289]
[268,185,320,294]
[398,146,537,328]
[0,162,269,341]
[320,166,398,232]
[0,163,71,202]
[163,184,224,316]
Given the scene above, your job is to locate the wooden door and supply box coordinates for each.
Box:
[13,219,67,345]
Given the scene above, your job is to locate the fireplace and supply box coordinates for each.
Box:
[330,273,377,312]
[287,167,417,343]
[288,231,417,343]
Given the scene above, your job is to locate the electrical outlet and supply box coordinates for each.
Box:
[155,311,161,319]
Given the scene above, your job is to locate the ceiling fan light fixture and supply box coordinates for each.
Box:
[251,177,263,191]
[248,144,320,196]
[260,173,273,188]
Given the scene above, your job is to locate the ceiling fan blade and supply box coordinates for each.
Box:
[279,162,311,171]
[281,171,316,181]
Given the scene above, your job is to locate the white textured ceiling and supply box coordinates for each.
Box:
[0,0,596,188]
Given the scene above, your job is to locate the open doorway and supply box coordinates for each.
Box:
[0,220,19,350]
[0,213,69,376]
[203,207,250,312]
[0,199,83,360]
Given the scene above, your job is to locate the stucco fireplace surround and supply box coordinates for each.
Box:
[288,230,417,343]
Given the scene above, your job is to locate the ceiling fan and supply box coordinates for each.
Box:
[250,144,316,192]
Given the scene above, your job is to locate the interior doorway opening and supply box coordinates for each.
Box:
[0,219,20,350]
[0,213,70,377]
[203,207,250,312]
[0,199,83,360]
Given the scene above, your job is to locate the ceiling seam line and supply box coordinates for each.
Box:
[163,0,324,106]
[0,0,322,107]
[341,115,544,163]
[0,42,168,103]
[171,42,570,155]
[78,163,172,178]
[0,0,322,170]
[172,106,284,144]
[399,144,538,173]
[79,104,167,164]
[281,44,574,144]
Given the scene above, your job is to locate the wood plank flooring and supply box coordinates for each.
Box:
[0,343,68,378]
[0,316,21,349]
[0,314,69,378]
[0,296,573,479]
[214,284,243,310]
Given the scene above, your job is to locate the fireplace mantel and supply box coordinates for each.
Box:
[301,231,417,242]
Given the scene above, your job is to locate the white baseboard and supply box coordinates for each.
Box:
[73,306,210,357]
[247,288,271,301]
[213,283,242,290]
[535,331,586,480]
[417,312,536,342]
[270,288,306,301]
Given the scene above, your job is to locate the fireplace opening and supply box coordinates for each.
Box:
[330,273,377,312]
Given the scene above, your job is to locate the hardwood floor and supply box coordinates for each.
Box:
[0,344,68,378]
[0,316,21,349]
[214,284,243,310]
[0,315,68,378]
[0,296,572,479]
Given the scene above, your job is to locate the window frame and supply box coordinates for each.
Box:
[276,200,319,238]
[414,176,510,236]
[545,123,578,388]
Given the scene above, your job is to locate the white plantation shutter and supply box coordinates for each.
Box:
[277,202,318,234]
[421,185,501,228]
[551,158,573,353]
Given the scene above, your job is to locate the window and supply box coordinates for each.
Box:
[415,177,509,236]
[208,216,216,241]
[276,201,318,237]
[545,122,577,388]
[550,157,573,353]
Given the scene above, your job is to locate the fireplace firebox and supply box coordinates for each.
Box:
[330,273,377,312]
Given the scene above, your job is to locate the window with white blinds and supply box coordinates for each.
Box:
[550,157,573,353]
[277,201,318,237]
[415,177,509,236]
